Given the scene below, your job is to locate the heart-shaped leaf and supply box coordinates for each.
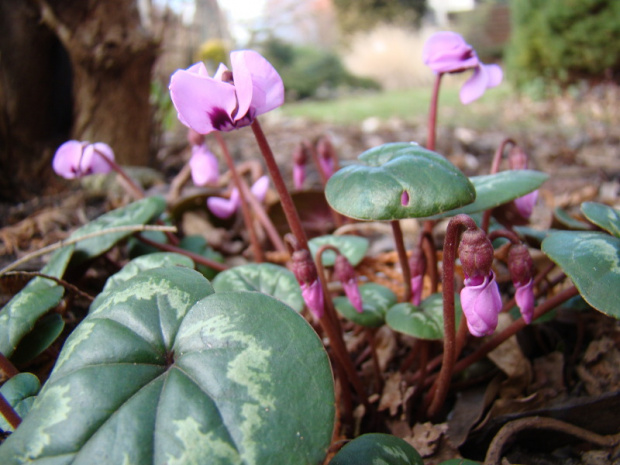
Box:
[581,202,620,238]
[71,196,166,263]
[212,263,304,312]
[0,267,335,464]
[325,142,476,220]
[542,231,620,318]
[0,245,74,358]
[309,235,369,266]
[11,313,65,365]
[334,283,397,327]
[0,373,41,432]
[386,293,463,340]
[430,170,548,219]
[329,433,423,465]
[553,207,592,230]
[101,252,194,294]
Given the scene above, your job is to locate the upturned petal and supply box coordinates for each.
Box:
[84,142,114,175]
[411,274,424,306]
[207,189,240,219]
[231,50,284,119]
[189,144,219,186]
[169,65,238,134]
[460,63,503,105]
[515,278,535,324]
[514,189,538,219]
[460,272,502,337]
[422,31,479,74]
[250,175,270,202]
[52,140,87,179]
[301,279,325,319]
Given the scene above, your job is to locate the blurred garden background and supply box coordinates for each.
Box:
[0,0,618,207]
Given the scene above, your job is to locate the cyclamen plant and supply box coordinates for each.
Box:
[0,33,618,465]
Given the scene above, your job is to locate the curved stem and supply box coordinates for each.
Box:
[95,149,145,200]
[427,214,477,418]
[481,138,517,232]
[427,73,444,151]
[214,132,264,262]
[391,221,412,302]
[484,416,620,465]
[251,119,309,251]
[487,229,522,245]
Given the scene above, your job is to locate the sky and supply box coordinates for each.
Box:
[219,0,267,44]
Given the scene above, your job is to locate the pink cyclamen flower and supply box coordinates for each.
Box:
[334,254,363,313]
[423,31,503,104]
[52,140,114,179]
[189,144,219,186]
[301,279,325,319]
[514,189,538,219]
[514,278,535,324]
[460,272,502,337]
[207,175,269,219]
[291,249,325,319]
[411,274,424,306]
[169,50,284,134]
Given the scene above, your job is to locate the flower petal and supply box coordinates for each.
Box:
[249,175,270,202]
[461,272,502,337]
[207,192,238,219]
[86,142,114,175]
[169,64,238,134]
[422,31,479,74]
[484,63,503,88]
[301,279,325,319]
[189,145,219,186]
[293,164,305,190]
[515,278,535,324]
[410,274,424,306]
[460,66,489,105]
[52,140,86,179]
[231,50,284,120]
[343,279,363,313]
[514,189,538,219]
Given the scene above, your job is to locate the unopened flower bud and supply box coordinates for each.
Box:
[508,145,529,170]
[409,247,426,306]
[291,249,324,319]
[317,136,336,179]
[458,228,494,280]
[461,272,502,337]
[334,254,362,312]
[292,143,308,190]
[508,243,535,323]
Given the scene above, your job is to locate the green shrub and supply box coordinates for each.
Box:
[261,38,380,100]
[506,0,620,89]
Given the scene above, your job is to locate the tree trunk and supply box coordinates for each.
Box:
[0,0,158,202]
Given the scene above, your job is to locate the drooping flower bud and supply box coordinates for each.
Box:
[334,254,363,313]
[189,144,219,186]
[508,145,529,170]
[458,228,494,281]
[460,272,503,337]
[316,136,336,179]
[207,175,269,219]
[292,143,307,190]
[508,145,538,220]
[508,243,535,323]
[187,128,205,147]
[291,249,325,319]
[409,247,426,306]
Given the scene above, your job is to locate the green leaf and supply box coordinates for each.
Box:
[431,170,548,219]
[334,283,397,327]
[70,196,166,263]
[542,231,620,318]
[553,207,591,230]
[330,433,423,465]
[0,373,41,432]
[101,252,194,294]
[0,267,335,464]
[11,314,65,365]
[309,235,369,266]
[581,202,620,238]
[178,235,224,280]
[213,263,304,312]
[386,293,463,340]
[0,245,74,358]
[325,142,475,220]
[127,230,169,258]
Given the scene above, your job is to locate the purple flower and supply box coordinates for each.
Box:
[291,249,325,319]
[189,144,219,186]
[514,278,535,324]
[460,272,502,337]
[207,175,269,219]
[301,279,325,319]
[514,189,538,219]
[422,31,503,105]
[169,50,284,134]
[334,254,363,313]
[411,274,424,306]
[293,164,305,190]
[52,140,114,179]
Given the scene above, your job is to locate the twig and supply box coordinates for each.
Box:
[2,271,94,302]
[0,225,178,276]
[135,234,228,271]
[0,392,21,430]
[484,416,620,465]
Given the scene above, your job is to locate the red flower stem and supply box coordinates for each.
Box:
[135,233,228,271]
[95,149,146,201]
[214,132,264,262]
[400,339,422,373]
[427,73,443,151]
[420,231,438,293]
[424,285,579,392]
[251,119,309,250]
[0,392,21,430]
[427,214,478,418]
[391,220,412,302]
[366,328,383,393]
[0,351,19,379]
[315,245,370,409]
[481,138,517,232]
